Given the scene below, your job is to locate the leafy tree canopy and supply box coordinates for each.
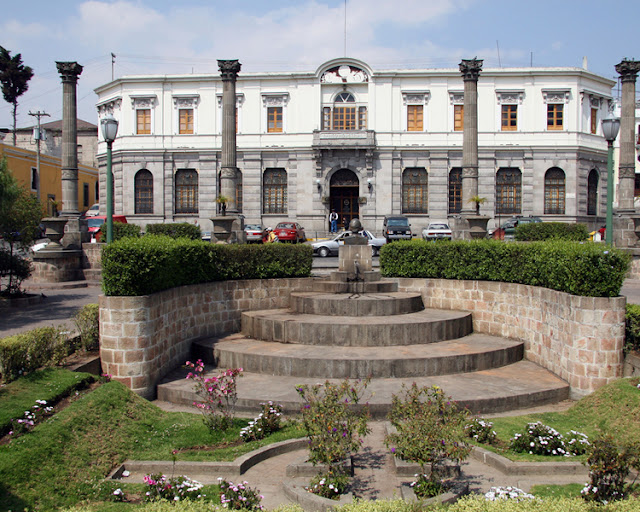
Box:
[0,46,34,145]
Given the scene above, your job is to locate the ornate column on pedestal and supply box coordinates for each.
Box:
[218,59,241,214]
[56,61,83,217]
[615,59,640,213]
[459,58,482,215]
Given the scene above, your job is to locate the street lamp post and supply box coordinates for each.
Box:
[601,113,621,246]
[100,114,119,243]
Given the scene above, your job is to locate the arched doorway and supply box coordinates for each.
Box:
[329,169,359,231]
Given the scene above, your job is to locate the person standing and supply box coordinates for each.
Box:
[329,209,338,233]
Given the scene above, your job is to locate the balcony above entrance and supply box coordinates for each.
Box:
[312,129,376,150]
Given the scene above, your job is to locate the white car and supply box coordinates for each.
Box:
[312,230,386,257]
[422,222,453,240]
[85,203,100,217]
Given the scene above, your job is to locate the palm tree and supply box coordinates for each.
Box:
[0,47,34,146]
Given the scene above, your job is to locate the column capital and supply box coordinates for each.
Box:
[56,61,83,83]
[459,58,483,82]
[615,59,640,83]
[218,60,241,81]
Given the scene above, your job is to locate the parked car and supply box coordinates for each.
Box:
[422,222,452,240]
[84,203,100,217]
[87,215,128,241]
[489,216,542,240]
[383,215,413,243]
[244,224,265,243]
[274,222,305,243]
[312,230,386,257]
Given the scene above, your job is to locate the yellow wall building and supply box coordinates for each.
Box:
[0,142,99,216]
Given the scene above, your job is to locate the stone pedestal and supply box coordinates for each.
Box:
[31,249,84,282]
[62,217,90,250]
[338,245,372,280]
[464,216,490,239]
[211,215,245,243]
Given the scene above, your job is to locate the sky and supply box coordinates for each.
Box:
[0,0,638,130]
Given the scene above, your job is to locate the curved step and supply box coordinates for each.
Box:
[241,308,473,346]
[157,360,570,418]
[289,291,425,317]
[206,333,524,379]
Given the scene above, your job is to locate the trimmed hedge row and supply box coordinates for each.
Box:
[101,235,313,296]
[145,222,201,240]
[515,222,590,241]
[0,327,68,383]
[625,303,640,355]
[379,239,630,297]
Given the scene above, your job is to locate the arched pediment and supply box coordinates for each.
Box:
[316,58,372,83]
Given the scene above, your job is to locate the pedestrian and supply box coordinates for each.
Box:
[329,209,338,233]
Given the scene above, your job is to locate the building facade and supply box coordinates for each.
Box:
[0,142,99,216]
[94,58,616,236]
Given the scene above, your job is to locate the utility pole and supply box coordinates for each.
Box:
[28,109,50,201]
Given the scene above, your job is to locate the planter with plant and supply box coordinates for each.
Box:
[216,195,229,216]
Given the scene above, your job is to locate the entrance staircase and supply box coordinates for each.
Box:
[157,270,569,417]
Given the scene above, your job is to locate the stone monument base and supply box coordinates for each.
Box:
[31,249,84,282]
[211,216,246,244]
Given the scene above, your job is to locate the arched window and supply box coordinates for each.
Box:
[263,168,287,214]
[448,168,462,214]
[135,169,153,214]
[322,92,366,130]
[175,169,198,214]
[495,168,522,215]
[544,168,565,215]
[402,168,428,214]
[587,169,599,215]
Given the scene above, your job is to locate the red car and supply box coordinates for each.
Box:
[87,215,127,241]
[274,222,305,243]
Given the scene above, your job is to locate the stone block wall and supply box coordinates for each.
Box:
[31,250,84,282]
[394,278,626,398]
[99,278,318,399]
[81,242,103,283]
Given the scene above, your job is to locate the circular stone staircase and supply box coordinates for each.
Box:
[157,270,569,417]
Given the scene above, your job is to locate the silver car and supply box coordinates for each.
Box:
[312,230,386,257]
[422,222,452,240]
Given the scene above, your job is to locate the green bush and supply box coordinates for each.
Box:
[0,327,68,383]
[0,248,32,295]
[515,222,590,241]
[73,303,99,351]
[97,221,141,242]
[146,222,201,240]
[102,236,313,296]
[625,304,640,354]
[379,239,630,297]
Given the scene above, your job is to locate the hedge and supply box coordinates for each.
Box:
[625,303,640,355]
[145,222,201,240]
[101,235,313,296]
[379,239,630,297]
[96,221,141,242]
[0,327,68,383]
[515,222,590,241]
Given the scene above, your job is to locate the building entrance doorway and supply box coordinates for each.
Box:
[329,169,359,231]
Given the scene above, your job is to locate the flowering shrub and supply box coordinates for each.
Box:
[581,435,640,504]
[218,478,263,510]
[509,422,589,457]
[308,472,349,500]
[296,379,370,495]
[8,399,54,437]
[484,486,535,501]
[143,473,205,502]
[410,473,443,499]
[240,401,283,442]
[385,384,470,497]
[464,417,497,445]
[185,360,242,431]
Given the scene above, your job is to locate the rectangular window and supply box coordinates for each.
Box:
[31,167,37,191]
[590,108,598,135]
[358,106,367,130]
[323,107,331,130]
[501,105,517,131]
[267,107,283,133]
[136,109,151,134]
[333,107,356,130]
[83,183,89,208]
[179,109,194,134]
[547,104,563,130]
[407,105,423,131]
[454,104,464,131]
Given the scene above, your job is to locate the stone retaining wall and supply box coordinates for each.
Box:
[394,278,625,398]
[99,278,318,398]
[100,277,626,399]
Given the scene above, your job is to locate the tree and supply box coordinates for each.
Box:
[0,158,43,296]
[0,47,34,146]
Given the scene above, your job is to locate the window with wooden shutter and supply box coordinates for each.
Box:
[501,105,517,131]
[547,104,563,130]
[267,107,283,133]
[136,109,151,134]
[454,104,464,131]
[179,109,193,134]
[407,105,423,131]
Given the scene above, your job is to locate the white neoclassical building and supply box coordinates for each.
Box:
[94,57,616,237]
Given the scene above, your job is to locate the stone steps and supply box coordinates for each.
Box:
[156,360,570,418]
[241,308,473,346]
[289,291,425,316]
[193,333,524,379]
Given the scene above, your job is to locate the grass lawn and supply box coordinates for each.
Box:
[0,373,304,511]
[471,377,640,463]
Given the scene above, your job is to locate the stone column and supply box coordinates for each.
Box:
[56,61,83,216]
[459,58,483,215]
[218,59,241,213]
[615,59,640,212]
